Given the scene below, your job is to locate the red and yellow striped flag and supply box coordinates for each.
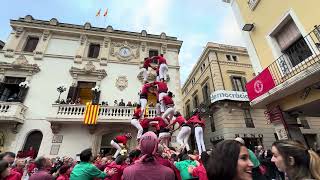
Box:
[84,103,100,125]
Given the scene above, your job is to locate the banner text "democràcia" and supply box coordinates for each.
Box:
[210,90,249,103]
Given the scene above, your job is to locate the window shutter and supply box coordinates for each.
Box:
[275,21,302,51]
[67,86,77,102]
[230,76,236,91]
[18,87,29,103]
[242,77,247,91]
[0,83,5,97]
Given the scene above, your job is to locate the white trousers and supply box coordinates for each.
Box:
[195,127,206,154]
[159,132,171,146]
[156,103,161,116]
[110,140,122,158]
[131,119,143,139]
[142,68,148,82]
[156,76,160,82]
[159,64,168,81]
[140,98,147,117]
[177,126,191,151]
[159,92,167,113]
[162,107,175,123]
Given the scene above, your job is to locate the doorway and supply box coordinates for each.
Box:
[23,131,43,157]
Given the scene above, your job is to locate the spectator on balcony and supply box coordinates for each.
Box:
[60,99,66,104]
[7,93,18,102]
[119,99,125,106]
[75,98,81,104]
[126,101,132,107]
[66,98,72,104]
[114,100,118,106]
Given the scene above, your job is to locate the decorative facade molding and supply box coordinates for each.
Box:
[24,15,33,22]
[115,76,128,91]
[15,27,24,38]
[43,30,50,41]
[141,42,147,52]
[84,22,91,30]
[49,18,59,26]
[141,30,147,37]
[69,61,107,84]
[161,44,167,54]
[0,55,40,79]
[110,41,139,61]
[50,123,62,134]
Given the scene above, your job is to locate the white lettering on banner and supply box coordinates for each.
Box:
[210,90,249,103]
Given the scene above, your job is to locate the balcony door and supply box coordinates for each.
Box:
[67,81,96,104]
[23,130,43,157]
[0,77,26,102]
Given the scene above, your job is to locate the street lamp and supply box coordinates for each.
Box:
[56,86,66,103]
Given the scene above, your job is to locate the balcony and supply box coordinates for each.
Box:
[247,25,320,107]
[47,104,157,123]
[0,102,28,123]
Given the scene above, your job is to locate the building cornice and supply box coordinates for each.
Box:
[182,42,250,91]
[10,16,183,49]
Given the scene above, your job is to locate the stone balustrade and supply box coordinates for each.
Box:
[0,102,28,123]
[48,104,157,123]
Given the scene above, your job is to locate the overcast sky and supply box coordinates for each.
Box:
[0,0,244,85]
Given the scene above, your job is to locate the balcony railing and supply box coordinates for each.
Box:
[247,25,320,102]
[0,102,28,123]
[48,104,157,123]
[268,26,320,86]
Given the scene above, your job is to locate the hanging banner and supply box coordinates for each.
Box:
[246,68,276,101]
[210,90,249,103]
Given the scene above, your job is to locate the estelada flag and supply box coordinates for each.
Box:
[84,103,100,125]
[96,9,101,16]
[103,9,108,16]
[246,68,276,101]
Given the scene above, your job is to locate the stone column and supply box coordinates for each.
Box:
[74,35,88,64]
[4,27,26,58]
[99,37,110,66]
[34,30,52,60]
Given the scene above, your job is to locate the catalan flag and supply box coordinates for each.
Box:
[145,105,149,117]
[84,103,100,125]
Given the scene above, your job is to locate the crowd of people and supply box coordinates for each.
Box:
[1,54,320,180]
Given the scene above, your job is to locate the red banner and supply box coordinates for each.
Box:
[246,68,275,101]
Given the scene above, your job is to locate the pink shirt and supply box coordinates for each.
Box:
[122,161,175,180]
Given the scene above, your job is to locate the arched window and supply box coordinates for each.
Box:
[23,130,43,157]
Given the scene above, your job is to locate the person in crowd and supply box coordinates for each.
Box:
[126,101,132,106]
[139,83,156,118]
[153,80,168,114]
[26,146,37,159]
[153,54,168,82]
[271,140,320,180]
[16,151,24,159]
[235,137,267,180]
[259,149,283,180]
[0,152,15,166]
[104,155,128,180]
[188,160,208,180]
[29,156,54,180]
[75,98,81,104]
[95,157,109,171]
[0,160,10,180]
[122,131,175,180]
[119,99,125,106]
[140,115,152,135]
[56,165,70,180]
[167,112,191,152]
[70,148,115,180]
[174,153,197,180]
[141,57,157,83]
[206,140,253,180]
[188,111,206,155]
[114,100,118,106]
[162,92,175,123]
[11,158,25,177]
[130,104,143,140]
[128,150,141,164]
[150,116,170,146]
[110,133,132,159]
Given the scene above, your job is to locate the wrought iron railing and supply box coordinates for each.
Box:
[249,25,320,89]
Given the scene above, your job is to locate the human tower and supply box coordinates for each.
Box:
[110,54,206,159]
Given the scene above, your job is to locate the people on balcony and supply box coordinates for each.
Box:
[126,101,132,106]
[114,100,118,106]
[119,99,125,106]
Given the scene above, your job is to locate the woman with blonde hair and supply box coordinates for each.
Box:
[271,140,320,180]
